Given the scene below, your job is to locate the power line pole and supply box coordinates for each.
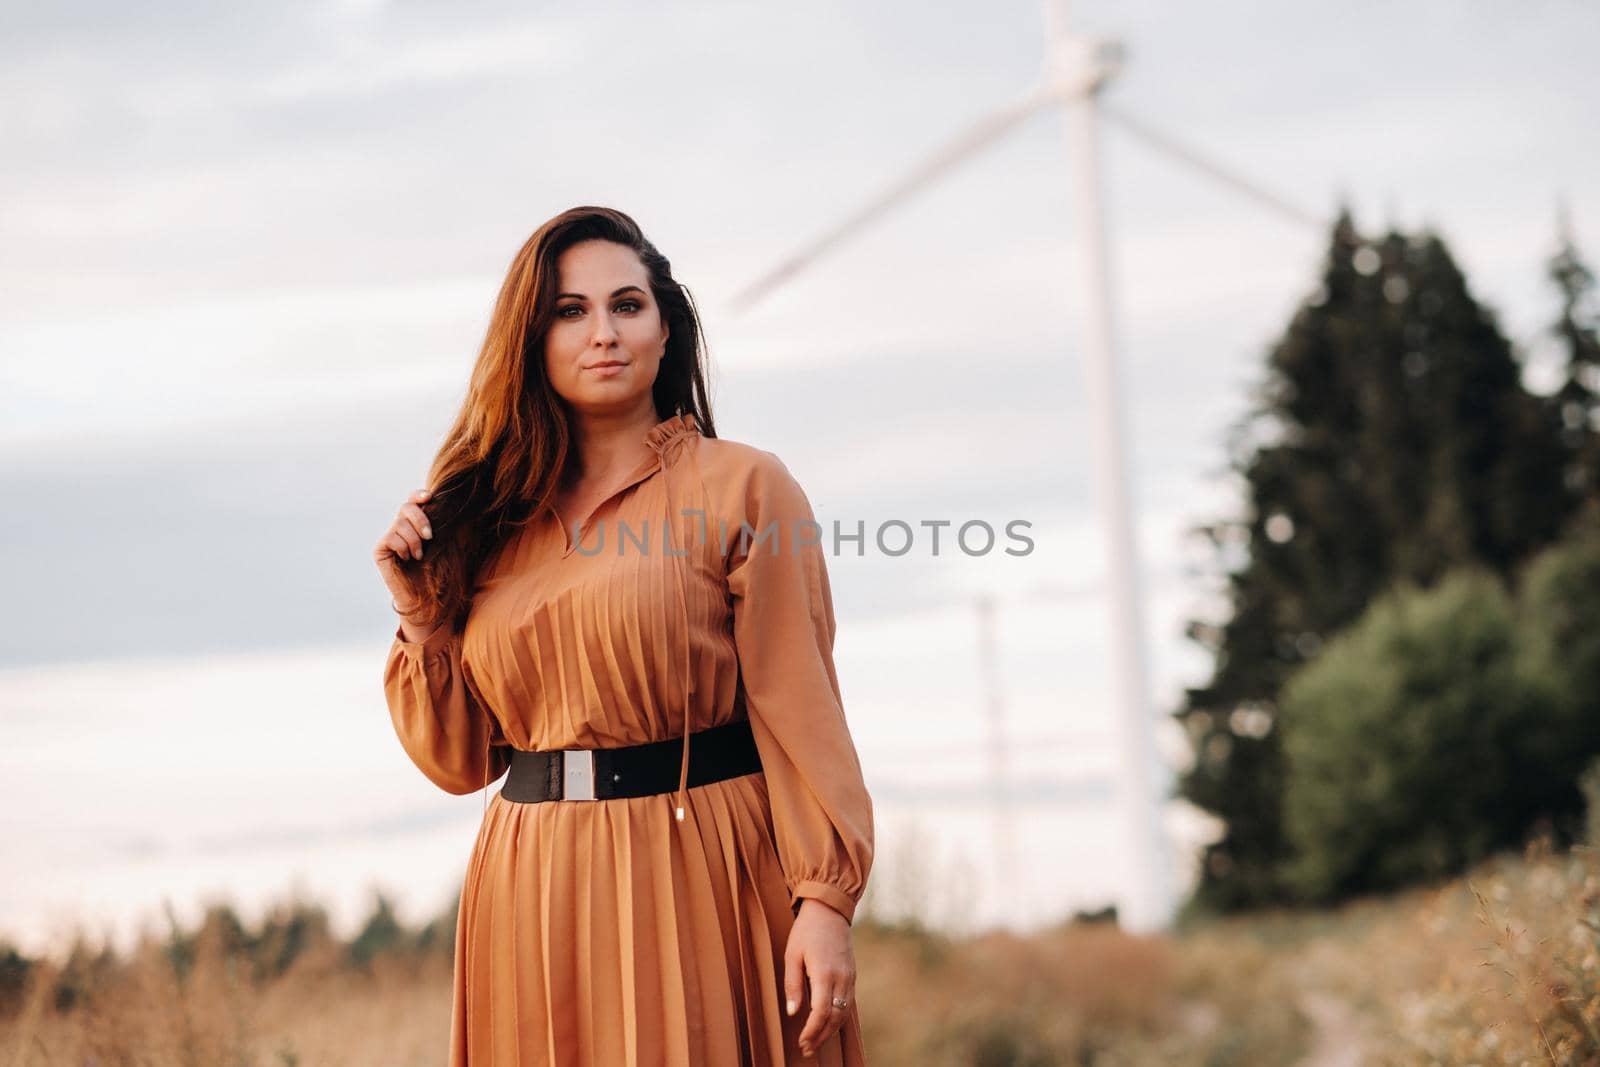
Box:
[972,593,1025,924]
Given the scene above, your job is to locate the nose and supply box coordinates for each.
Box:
[590,310,619,347]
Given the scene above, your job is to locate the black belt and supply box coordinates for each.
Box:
[500,718,763,803]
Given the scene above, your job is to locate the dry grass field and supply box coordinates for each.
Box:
[2,833,1595,1066]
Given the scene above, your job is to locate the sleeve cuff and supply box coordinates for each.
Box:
[393,620,454,658]
[791,880,859,925]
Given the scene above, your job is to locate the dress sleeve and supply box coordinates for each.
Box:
[726,451,875,924]
[382,620,510,796]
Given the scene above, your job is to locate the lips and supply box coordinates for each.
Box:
[588,361,627,369]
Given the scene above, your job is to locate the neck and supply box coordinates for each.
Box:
[565,404,661,485]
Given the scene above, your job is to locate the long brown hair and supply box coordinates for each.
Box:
[396,206,717,629]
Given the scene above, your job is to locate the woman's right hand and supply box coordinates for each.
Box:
[374,488,434,611]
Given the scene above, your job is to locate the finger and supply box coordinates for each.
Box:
[388,528,422,562]
[397,524,424,560]
[814,975,846,1049]
[392,490,432,559]
[397,509,429,556]
[823,968,855,1042]
[798,1002,830,1054]
[798,972,834,1052]
[821,975,854,1046]
[783,946,804,1021]
[377,532,406,562]
[403,502,433,540]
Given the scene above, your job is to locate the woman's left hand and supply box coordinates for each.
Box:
[783,898,856,1057]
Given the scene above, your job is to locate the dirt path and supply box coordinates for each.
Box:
[1295,988,1368,1067]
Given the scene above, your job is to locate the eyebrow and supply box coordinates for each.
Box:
[556,285,647,301]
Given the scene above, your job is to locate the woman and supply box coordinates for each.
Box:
[373,206,874,1065]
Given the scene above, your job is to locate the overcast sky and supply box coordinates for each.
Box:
[2,0,1597,945]
[5,0,1596,666]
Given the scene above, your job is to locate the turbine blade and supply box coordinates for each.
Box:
[1100,102,1326,230]
[730,87,1061,312]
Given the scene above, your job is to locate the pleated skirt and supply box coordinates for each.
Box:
[449,769,867,1066]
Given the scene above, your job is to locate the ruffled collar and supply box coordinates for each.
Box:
[644,412,701,455]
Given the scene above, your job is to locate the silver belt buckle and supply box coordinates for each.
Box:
[561,749,597,800]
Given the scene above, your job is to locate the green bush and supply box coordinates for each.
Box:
[1582,756,1600,849]
[1517,532,1600,779]
[1277,569,1571,902]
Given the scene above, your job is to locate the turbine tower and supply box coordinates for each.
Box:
[731,0,1323,934]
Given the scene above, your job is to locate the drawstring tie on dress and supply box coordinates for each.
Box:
[646,413,700,823]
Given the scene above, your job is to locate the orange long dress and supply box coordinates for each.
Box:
[382,412,874,1066]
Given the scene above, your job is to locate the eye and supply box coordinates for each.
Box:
[615,299,641,313]
[558,305,582,319]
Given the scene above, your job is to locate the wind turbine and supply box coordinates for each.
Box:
[730,0,1325,934]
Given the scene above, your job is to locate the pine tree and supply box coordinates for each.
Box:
[1174,206,1576,912]
[1547,201,1600,522]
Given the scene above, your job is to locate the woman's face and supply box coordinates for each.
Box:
[543,239,669,419]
